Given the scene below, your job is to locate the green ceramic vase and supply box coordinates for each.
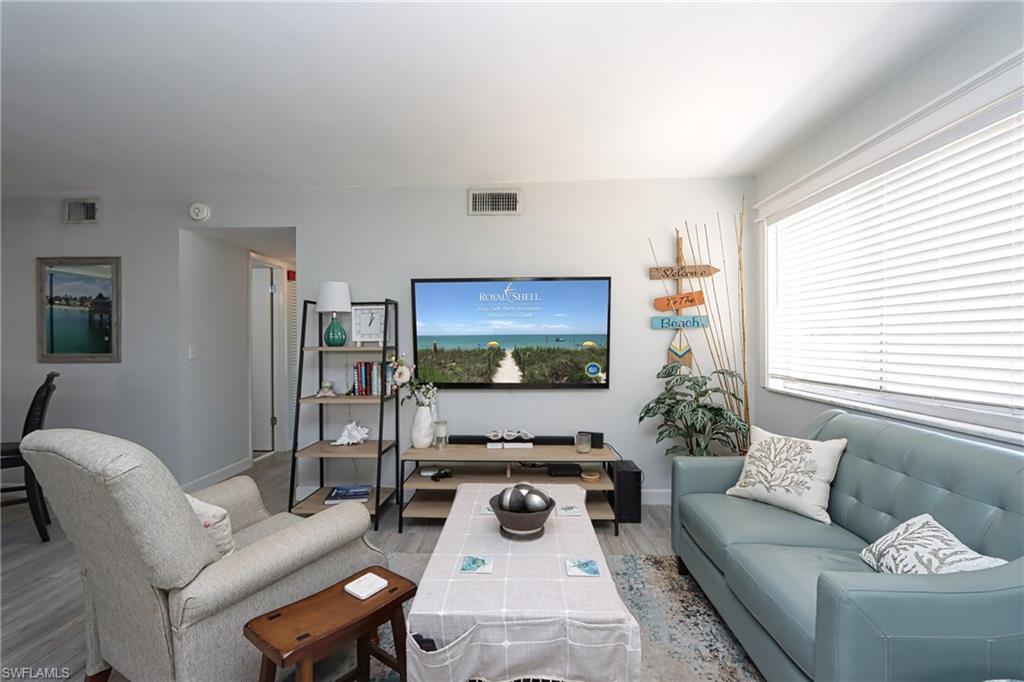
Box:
[324,315,347,347]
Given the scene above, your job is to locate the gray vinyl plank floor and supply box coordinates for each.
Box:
[1,451,671,677]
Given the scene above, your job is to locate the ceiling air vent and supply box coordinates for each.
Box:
[467,189,520,216]
[63,199,99,224]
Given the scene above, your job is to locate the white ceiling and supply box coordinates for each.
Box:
[1,2,992,193]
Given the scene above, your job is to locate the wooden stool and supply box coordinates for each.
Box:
[244,566,417,682]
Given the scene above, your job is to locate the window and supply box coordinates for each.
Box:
[765,112,1023,442]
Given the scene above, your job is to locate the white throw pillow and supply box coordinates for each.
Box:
[860,513,1007,575]
[185,493,235,558]
[726,425,847,524]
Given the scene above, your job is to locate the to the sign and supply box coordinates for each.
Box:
[651,316,710,330]
[653,291,705,311]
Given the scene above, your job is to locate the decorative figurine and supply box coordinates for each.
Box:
[315,380,338,398]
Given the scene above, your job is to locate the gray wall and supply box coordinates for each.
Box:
[178,229,251,485]
[2,178,754,497]
[751,3,1024,439]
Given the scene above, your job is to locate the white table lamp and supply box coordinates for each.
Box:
[316,281,352,346]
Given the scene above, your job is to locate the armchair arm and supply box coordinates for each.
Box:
[169,503,376,628]
[189,475,269,532]
[815,559,1024,681]
[672,456,744,498]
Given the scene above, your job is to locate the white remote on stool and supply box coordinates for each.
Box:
[345,572,388,600]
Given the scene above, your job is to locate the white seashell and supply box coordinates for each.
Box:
[518,430,535,440]
[486,430,503,441]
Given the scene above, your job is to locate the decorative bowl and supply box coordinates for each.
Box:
[490,492,555,540]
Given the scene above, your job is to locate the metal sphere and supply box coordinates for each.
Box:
[523,489,550,513]
[513,482,534,497]
[499,487,527,512]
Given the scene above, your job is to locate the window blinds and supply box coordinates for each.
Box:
[765,111,1023,436]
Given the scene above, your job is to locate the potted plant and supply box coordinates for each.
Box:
[639,364,748,456]
[390,354,438,449]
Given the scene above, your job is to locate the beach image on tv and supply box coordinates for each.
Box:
[414,279,609,386]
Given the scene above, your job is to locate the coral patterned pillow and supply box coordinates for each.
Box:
[185,493,235,558]
[726,425,847,524]
[860,514,1007,574]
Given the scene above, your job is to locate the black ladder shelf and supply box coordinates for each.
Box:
[287,298,400,531]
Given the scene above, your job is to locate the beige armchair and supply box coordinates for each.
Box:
[21,429,386,682]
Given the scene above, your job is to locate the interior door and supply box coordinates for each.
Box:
[250,267,275,452]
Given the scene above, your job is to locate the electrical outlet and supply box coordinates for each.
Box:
[187,344,197,360]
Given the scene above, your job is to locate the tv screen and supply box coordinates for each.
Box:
[411,277,610,389]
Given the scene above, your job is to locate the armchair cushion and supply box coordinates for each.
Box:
[189,475,269,532]
[169,502,371,629]
[232,511,302,549]
[678,492,865,571]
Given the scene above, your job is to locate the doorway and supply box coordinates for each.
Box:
[249,254,290,460]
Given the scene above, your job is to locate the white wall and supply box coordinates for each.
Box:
[178,229,251,486]
[751,3,1024,438]
[2,178,753,497]
[1,192,183,474]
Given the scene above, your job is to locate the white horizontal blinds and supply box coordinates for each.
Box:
[766,111,1024,417]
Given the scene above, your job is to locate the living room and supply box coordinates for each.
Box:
[1,2,1021,682]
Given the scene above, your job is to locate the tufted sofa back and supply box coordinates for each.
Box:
[804,410,1024,561]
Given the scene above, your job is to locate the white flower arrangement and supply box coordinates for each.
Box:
[389,353,437,407]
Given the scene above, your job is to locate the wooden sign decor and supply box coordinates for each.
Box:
[651,315,710,330]
[653,290,705,312]
[649,265,719,280]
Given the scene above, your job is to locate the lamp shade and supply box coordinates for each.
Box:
[316,281,352,312]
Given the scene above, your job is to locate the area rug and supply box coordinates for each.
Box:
[308,553,761,682]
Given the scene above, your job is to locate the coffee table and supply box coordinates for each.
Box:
[405,483,641,682]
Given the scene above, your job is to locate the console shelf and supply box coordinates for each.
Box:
[398,444,622,534]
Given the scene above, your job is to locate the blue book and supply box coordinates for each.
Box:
[325,485,371,504]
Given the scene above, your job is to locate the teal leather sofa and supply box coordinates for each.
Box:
[672,409,1024,681]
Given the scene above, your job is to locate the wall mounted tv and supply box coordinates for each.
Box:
[411,277,610,389]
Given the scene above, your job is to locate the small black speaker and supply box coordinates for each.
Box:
[578,431,604,449]
[610,460,642,524]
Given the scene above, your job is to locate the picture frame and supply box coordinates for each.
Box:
[351,304,386,346]
[37,257,121,363]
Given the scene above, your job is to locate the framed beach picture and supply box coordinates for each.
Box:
[37,257,121,363]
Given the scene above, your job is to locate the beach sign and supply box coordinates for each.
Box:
[653,291,705,311]
[649,265,719,280]
[651,315,710,330]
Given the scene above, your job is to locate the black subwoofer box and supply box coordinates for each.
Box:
[610,460,642,524]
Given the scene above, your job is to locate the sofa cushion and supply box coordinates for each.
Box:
[724,543,875,677]
[677,492,866,571]
[232,512,303,549]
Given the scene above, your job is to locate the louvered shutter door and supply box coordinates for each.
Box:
[765,111,1024,438]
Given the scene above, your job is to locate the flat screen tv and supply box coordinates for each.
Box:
[411,277,610,389]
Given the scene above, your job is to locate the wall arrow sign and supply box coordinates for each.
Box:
[653,290,705,311]
[649,265,719,280]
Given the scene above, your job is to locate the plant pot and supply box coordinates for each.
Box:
[410,405,434,449]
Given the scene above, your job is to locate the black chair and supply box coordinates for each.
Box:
[1,371,59,542]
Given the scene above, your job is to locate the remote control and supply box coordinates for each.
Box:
[345,572,388,600]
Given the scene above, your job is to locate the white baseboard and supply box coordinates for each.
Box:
[182,458,253,492]
[642,488,670,506]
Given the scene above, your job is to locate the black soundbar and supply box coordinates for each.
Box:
[448,434,577,446]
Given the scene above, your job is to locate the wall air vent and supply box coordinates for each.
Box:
[63,199,99,224]
[467,189,520,216]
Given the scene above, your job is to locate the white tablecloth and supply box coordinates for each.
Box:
[406,483,642,682]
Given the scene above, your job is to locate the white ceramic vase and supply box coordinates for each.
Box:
[411,405,434,449]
